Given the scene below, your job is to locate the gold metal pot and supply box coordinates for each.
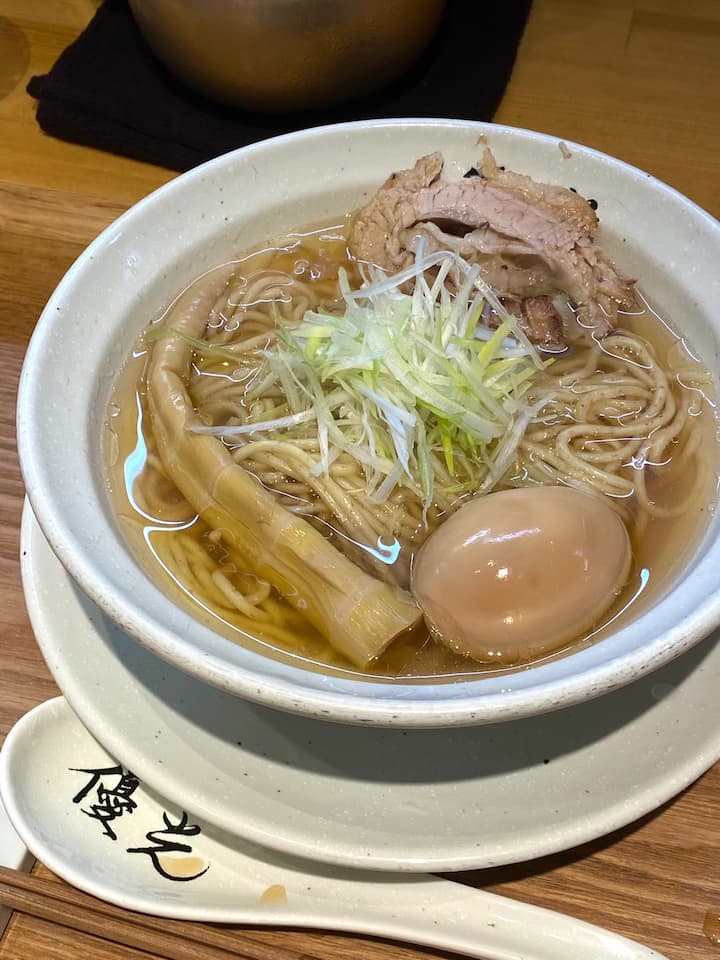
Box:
[128,0,447,112]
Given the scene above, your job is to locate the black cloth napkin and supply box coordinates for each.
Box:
[27,0,533,173]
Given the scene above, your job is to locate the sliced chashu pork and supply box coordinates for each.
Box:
[348,150,639,344]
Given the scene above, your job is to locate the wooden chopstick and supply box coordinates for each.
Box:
[0,866,321,960]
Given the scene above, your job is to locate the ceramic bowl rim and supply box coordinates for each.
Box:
[16,118,720,727]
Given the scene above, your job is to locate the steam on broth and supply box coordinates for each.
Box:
[104,154,718,682]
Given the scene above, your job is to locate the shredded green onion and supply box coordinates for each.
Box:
[186,247,552,516]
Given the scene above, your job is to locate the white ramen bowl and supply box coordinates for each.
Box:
[17,120,720,727]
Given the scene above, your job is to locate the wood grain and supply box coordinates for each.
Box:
[0,0,719,958]
[0,866,331,960]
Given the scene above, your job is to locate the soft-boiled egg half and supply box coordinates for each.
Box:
[411,486,632,665]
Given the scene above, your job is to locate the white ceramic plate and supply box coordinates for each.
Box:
[21,502,720,872]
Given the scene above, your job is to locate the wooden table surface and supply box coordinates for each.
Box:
[1,1,719,958]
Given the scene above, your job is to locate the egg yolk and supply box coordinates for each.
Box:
[411,486,632,665]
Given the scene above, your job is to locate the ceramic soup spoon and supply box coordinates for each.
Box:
[0,698,666,960]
